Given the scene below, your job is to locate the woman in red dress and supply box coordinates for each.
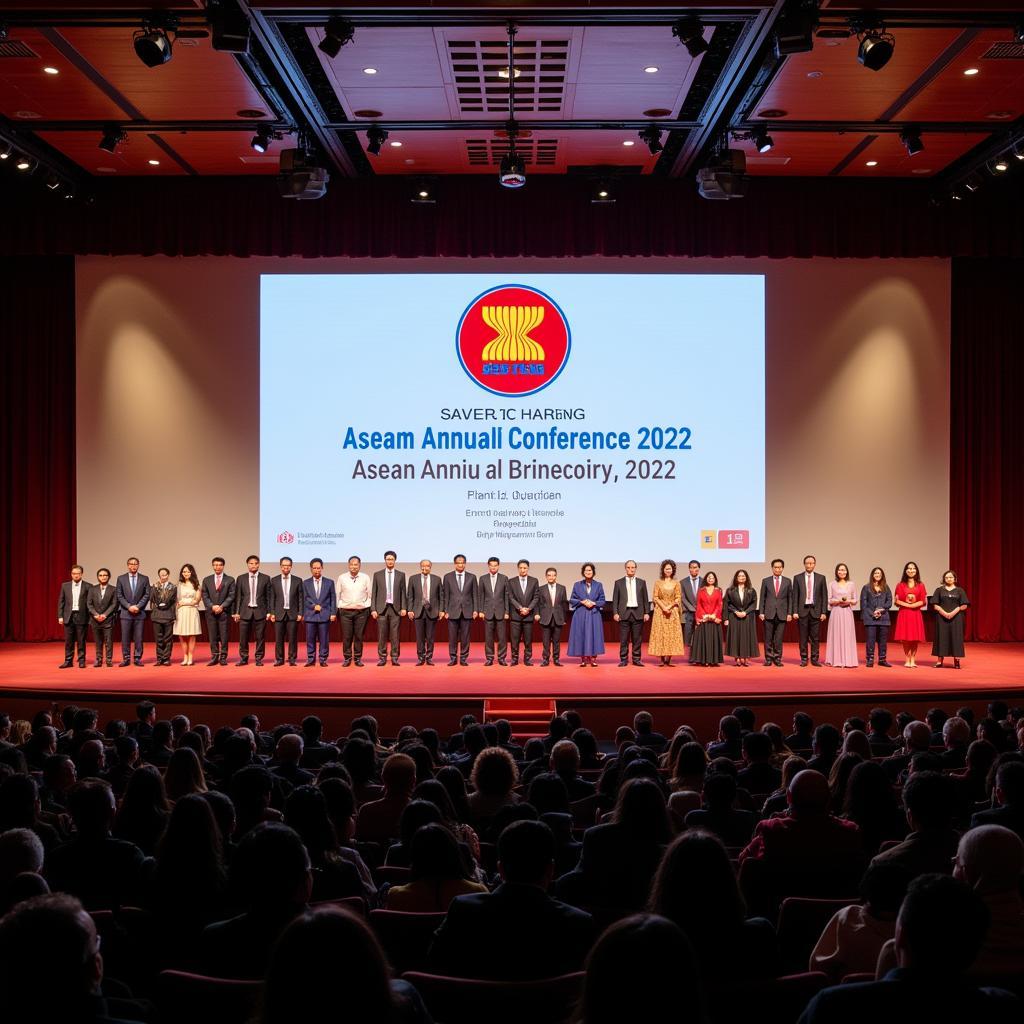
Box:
[892,561,926,668]
[689,571,724,666]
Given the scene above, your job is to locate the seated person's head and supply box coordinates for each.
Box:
[613,778,671,843]
[497,819,555,888]
[859,861,911,920]
[230,822,311,912]
[527,773,570,817]
[869,708,894,735]
[229,765,275,820]
[903,721,932,752]
[732,706,755,733]
[275,733,304,765]
[470,747,518,799]
[994,759,1024,808]
[741,731,773,766]
[409,823,468,882]
[702,771,737,811]
[66,779,115,837]
[463,724,488,757]
[673,742,707,780]
[550,739,581,776]
[381,753,417,799]
[942,716,971,749]
[812,723,841,757]
[902,771,954,832]
[718,715,741,742]
[633,711,654,735]
[954,824,1024,896]
[786,770,830,817]
[894,874,989,975]
[398,799,443,851]
[0,828,44,887]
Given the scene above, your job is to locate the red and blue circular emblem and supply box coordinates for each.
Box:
[456,284,571,397]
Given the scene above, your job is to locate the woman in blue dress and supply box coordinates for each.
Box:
[568,562,606,667]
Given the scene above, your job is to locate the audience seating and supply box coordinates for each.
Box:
[710,972,829,1024]
[777,897,860,974]
[156,970,263,1024]
[369,909,447,973]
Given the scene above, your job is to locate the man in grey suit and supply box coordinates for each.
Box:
[508,559,540,666]
[371,550,406,666]
[759,558,793,667]
[536,567,569,667]
[441,554,477,666]
[476,557,510,667]
[406,559,442,665]
[792,554,829,667]
[680,560,703,649]
[116,557,150,666]
[232,554,271,666]
[611,561,650,667]
[148,568,177,667]
[268,557,303,666]
[57,564,91,669]
[201,557,235,666]
[86,567,117,667]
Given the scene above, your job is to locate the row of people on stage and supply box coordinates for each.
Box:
[56,553,969,671]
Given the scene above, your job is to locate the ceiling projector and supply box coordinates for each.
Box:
[696,148,749,200]
[278,148,329,200]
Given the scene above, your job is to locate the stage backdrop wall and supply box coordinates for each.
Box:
[74,256,950,602]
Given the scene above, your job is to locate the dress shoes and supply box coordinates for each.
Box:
[93,661,102,669]
[274,660,285,667]
[497,659,508,667]
[378,659,388,667]
[448,659,457,667]
[618,661,628,667]
[632,661,644,667]
[58,661,73,669]
[355,660,364,667]
[304,661,315,668]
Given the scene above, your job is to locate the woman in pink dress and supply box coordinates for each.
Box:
[825,563,858,668]
[892,561,926,668]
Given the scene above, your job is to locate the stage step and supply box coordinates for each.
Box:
[484,697,557,739]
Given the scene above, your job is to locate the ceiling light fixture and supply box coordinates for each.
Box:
[362,67,378,75]
[98,124,127,154]
[752,127,774,153]
[411,178,436,205]
[43,66,59,75]
[853,18,895,72]
[497,66,521,80]
[991,158,1009,173]
[0,142,12,160]
[389,140,402,148]
[963,67,979,76]
[622,140,635,147]
[773,0,819,58]
[964,175,981,192]
[133,14,176,68]
[643,66,659,74]
[899,126,924,157]
[672,16,709,58]
[1012,140,1024,161]
[696,143,748,200]
[318,14,355,58]
[15,156,34,172]
[250,123,277,154]
[147,159,160,166]
[591,179,616,204]
[45,172,60,189]
[366,125,389,156]
[865,160,878,167]
[499,23,526,189]
[639,125,663,155]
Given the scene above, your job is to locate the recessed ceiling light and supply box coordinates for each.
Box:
[42,66,59,75]
[497,66,521,80]
[643,66,659,74]
[148,159,160,165]
[389,140,402,147]
[986,111,1014,120]
[362,67,378,75]
[993,158,1009,172]
[911,168,932,174]
[404,158,415,165]
[865,160,878,167]
[963,67,979,76]
[806,70,823,79]
[622,140,635,147]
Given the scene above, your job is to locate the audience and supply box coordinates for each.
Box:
[356,753,417,843]
[971,759,1024,839]
[871,771,959,878]
[385,822,488,912]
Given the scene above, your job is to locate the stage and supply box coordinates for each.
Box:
[1,642,1022,741]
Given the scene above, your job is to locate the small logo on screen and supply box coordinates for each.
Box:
[276,531,295,544]
[700,531,717,550]
[456,284,571,397]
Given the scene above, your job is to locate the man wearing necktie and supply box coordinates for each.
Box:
[680,560,703,650]
[232,554,271,666]
[269,556,304,666]
[201,557,236,666]
[509,559,540,666]
[148,567,178,667]
[758,558,793,667]
[441,554,477,666]
[612,560,651,667]
[536,567,570,666]
[87,566,118,667]
[116,557,150,666]
[793,554,828,667]
[475,557,510,666]
[371,550,407,666]
[302,558,336,667]
[406,559,442,665]
[57,563,91,669]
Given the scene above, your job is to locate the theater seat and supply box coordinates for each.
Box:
[375,865,412,885]
[777,897,859,974]
[157,970,263,1024]
[312,895,367,917]
[709,972,829,1024]
[369,910,446,973]
[402,971,585,1024]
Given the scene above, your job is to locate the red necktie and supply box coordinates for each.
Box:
[774,577,780,597]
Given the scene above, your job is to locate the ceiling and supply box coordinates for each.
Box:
[0,2,1022,193]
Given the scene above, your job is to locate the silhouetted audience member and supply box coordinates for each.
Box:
[112,764,170,855]
[971,760,1024,841]
[385,823,488,912]
[685,772,758,847]
[736,732,782,795]
[871,772,959,879]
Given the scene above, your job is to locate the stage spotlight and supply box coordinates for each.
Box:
[899,126,924,157]
[773,1,819,57]
[208,0,250,54]
[752,127,774,153]
[1015,23,1024,43]
[672,17,709,58]
[366,125,389,156]
[98,124,126,154]
[133,20,173,68]
[639,126,664,155]
[991,157,1009,173]
[856,25,895,71]
[250,124,275,154]
[15,156,34,172]
[499,148,526,188]
[0,141,12,160]
[319,15,355,58]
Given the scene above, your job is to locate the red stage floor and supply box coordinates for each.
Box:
[2,642,1023,702]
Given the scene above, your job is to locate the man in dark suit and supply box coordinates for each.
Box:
[232,554,271,666]
[791,554,828,667]
[268,556,303,666]
[406,559,442,665]
[201,557,235,666]
[115,557,149,667]
[86,567,117,667]
[536,567,569,666]
[428,820,594,979]
[508,559,539,666]
[612,561,650,667]
[147,568,177,667]
[680,559,703,649]
[476,557,510,666]
[57,564,91,669]
[441,554,477,666]
[301,558,336,667]
[971,760,1024,842]
[758,558,793,667]
[371,550,406,666]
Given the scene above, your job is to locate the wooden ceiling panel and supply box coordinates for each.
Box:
[312,26,447,89]
[843,131,989,175]
[37,129,188,174]
[736,133,860,176]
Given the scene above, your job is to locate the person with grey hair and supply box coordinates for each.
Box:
[940,716,971,770]
[548,738,595,800]
[0,828,44,887]
[269,733,314,790]
[881,721,933,782]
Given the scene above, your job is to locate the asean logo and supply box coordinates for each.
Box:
[276,531,295,544]
[456,284,571,397]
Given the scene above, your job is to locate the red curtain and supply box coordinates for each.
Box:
[0,256,76,641]
[950,257,1024,641]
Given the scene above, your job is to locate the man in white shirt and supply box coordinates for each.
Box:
[792,554,828,667]
[612,560,651,667]
[371,550,407,667]
[58,564,91,669]
[86,567,118,667]
[269,556,304,666]
[337,555,372,667]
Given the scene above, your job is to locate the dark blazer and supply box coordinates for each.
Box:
[200,908,303,980]
[234,572,271,620]
[791,572,828,618]
[724,585,757,623]
[970,803,1024,842]
[428,882,594,980]
[406,573,442,619]
[269,573,304,620]
[44,836,147,911]
[508,574,540,617]
[536,581,570,626]
[201,573,236,615]
[58,580,92,621]
[147,582,177,623]
[302,576,336,622]
[371,568,407,614]
[680,574,703,615]
[611,576,651,620]
[475,572,510,619]
[860,585,893,625]
[758,575,792,620]
[116,574,150,619]
[86,582,118,621]
[441,571,477,618]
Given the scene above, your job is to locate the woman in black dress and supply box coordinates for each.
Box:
[932,570,969,669]
[724,569,759,667]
